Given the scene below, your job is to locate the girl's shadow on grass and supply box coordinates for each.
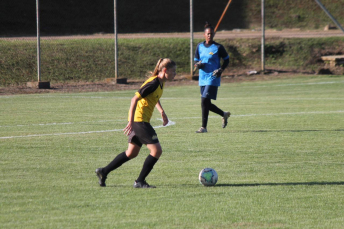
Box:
[216,181,344,187]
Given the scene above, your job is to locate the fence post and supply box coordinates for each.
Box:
[36,0,41,82]
[190,0,194,77]
[261,0,265,73]
[114,0,118,84]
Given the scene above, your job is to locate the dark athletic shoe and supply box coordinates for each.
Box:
[133,180,156,188]
[95,168,107,187]
[222,111,231,128]
[195,127,207,133]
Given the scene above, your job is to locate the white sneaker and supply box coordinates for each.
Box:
[222,111,231,128]
[196,127,207,133]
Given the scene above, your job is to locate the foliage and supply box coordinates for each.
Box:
[1,37,344,86]
[246,0,344,30]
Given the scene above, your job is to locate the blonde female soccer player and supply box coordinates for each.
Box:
[95,58,176,188]
[194,22,231,133]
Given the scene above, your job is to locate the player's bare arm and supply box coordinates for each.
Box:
[123,95,139,136]
[156,100,168,126]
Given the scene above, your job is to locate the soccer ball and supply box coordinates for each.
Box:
[199,168,218,186]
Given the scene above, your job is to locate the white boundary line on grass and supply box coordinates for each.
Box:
[249,81,344,88]
[211,110,344,118]
[1,111,343,139]
[2,110,343,129]
[0,119,126,128]
[0,120,176,139]
[276,81,344,86]
[1,80,343,99]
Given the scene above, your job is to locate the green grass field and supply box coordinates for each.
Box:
[1,75,343,228]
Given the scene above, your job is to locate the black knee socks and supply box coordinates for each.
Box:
[102,151,130,175]
[201,97,224,128]
[201,97,210,128]
[136,155,158,182]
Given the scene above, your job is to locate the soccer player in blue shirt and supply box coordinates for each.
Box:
[194,22,231,133]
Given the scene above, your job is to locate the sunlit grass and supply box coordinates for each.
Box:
[0,75,343,228]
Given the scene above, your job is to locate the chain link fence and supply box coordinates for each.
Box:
[1,0,343,86]
[0,0,250,86]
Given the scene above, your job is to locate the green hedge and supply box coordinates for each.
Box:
[1,37,343,86]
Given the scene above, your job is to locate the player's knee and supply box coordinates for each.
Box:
[151,148,162,158]
[157,149,163,157]
[126,150,139,159]
[201,99,206,106]
[147,143,162,158]
[201,97,210,106]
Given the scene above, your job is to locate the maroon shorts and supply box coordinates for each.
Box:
[127,122,159,147]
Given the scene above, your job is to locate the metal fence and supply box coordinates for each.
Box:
[1,0,259,87]
[1,0,344,87]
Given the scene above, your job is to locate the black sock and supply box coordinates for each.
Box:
[209,103,224,116]
[136,155,158,182]
[201,97,211,128]
[102,152,130,176]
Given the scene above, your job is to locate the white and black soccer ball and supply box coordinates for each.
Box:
[199,168,218,186]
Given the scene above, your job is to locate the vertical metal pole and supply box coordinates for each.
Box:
[114,0,118,83]
[190,0,194,76]
[36,0,41,82]
[314,0,344,33]
[261,0,265,73]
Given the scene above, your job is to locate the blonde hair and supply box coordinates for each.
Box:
[151,58,176,76]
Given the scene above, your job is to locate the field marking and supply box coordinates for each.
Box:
[0,129,123,139]
[1,80,343,99]
[226,110,344,117]
[1,110,343,128]
[171,110,344,120]
[276,81,344,86]
[1,95,343,102]
[0,120,176,139]
[234,80,344,88]
[0,95,133,99]
[2,110,343,129]
[0,119,125,128]
[1,111,342,139]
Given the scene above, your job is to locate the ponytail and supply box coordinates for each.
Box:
[151,58,176,76]
[152,58,163,76]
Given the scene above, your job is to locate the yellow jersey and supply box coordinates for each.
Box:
[130,76,164,123]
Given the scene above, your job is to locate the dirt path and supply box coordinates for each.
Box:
[1,29,343,40]
[0,72,315,95]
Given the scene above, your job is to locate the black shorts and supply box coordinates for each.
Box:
[128,122,159,147]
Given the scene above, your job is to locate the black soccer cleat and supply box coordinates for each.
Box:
[133,180,156,188]
[95,168,107,187]
[222,111,231,128]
